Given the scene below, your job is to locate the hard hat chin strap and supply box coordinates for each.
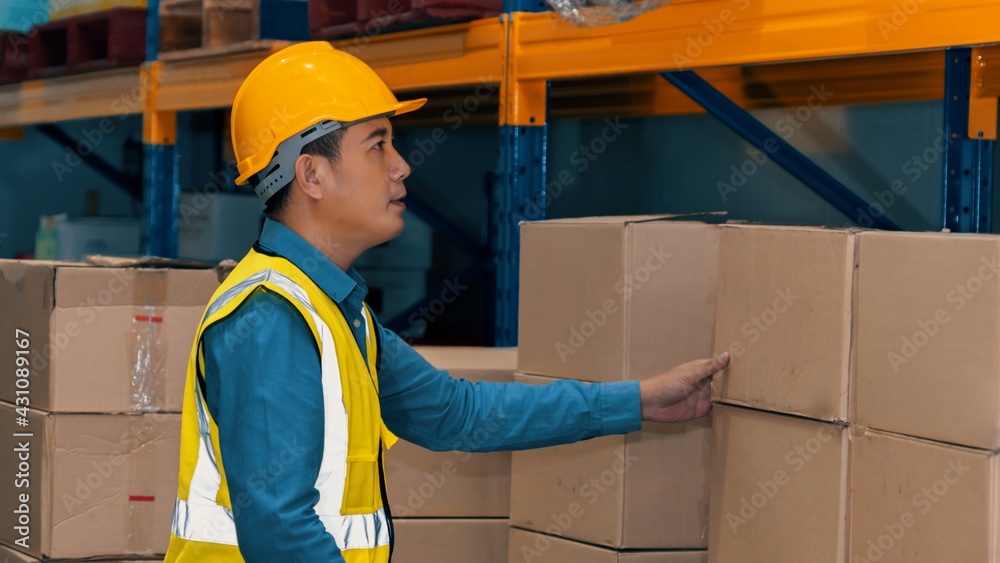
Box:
[251,120,344,204]
[251,112,396,204]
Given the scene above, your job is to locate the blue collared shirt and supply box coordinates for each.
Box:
[202,218,642,562]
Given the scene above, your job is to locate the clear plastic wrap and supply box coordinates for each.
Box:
[129,306,167,412]
[547,0,670,28]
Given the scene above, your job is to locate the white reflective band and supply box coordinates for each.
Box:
[207,268,318,319]
[172,498,239,546]
[319,509,390,551]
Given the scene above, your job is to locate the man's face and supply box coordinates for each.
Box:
[316,117,410,247]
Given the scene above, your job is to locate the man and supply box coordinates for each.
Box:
[164,41,729,562]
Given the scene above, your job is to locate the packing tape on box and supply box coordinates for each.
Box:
[127,271,169,412]
[124,413,166,557]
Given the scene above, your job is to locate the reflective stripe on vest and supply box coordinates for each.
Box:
[170,267,389,552]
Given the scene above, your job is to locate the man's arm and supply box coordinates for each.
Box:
[203,289,344,563]
[378,327,643,452]
[377,325,731,453]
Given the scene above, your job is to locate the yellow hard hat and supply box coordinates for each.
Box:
[231,41,427,202]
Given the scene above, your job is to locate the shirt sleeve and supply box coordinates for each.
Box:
[377,324,643,452]
[202,288,345,563]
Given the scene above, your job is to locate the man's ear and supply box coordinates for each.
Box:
[292,153,326,202]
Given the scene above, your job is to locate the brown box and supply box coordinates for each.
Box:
[509,528,708,563]
[850,427,998,563]
[386,347,515,517]
[712,224,858,422]
[0,404,180,559]
[509,373,711,549]
[0,542,160,561]
[708,404,850,563]
[0,260,221,413]
[392,518,508,563]
[518,216,719,382]
[855,231,1000,449]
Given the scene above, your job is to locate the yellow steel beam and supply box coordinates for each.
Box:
[546,51,945,120]
[156,41,291,111]
[334,17,505,92]
[502,11,545,125]
[0,66,142,127]
[970,46,999,140]
[510,0,1000,124]
[142,62,177,145]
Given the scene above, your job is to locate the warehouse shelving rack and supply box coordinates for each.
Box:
[0,0,999,345]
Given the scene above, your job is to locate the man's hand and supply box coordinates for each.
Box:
[638,352,730,423]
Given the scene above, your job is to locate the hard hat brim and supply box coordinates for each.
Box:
[392,97,427,117]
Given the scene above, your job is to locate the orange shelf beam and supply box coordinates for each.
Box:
[508,0,1000,124]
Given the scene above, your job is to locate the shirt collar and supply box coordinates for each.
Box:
[257,218,366,304]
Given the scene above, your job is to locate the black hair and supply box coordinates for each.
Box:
[263,127,347,219]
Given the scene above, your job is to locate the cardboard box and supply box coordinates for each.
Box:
[855,231,1000,449]
[850,427,997,563]
[392,518,507,563]
[178,192,263,263]
[386,347,515,517]
[0,542,159,561]
[0,260,221,412]
[708,404,849,563]
[0,405,180,559]
[509,373,711,549]
[712,224,858,422]
[518,216,719,382]
[508,528,708,563]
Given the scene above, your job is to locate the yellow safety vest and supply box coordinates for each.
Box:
[165,248,397,562]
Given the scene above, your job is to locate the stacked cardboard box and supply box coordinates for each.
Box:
[850,231,1000,563]
[0,259,222,560]
[710,225,1000,563]
[710,224,858,563]
[512,216,719,561]
[386,346,516,563]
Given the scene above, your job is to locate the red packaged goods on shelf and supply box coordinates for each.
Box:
[0,31,29,83]
[27,7,145,78]
[309,0,500,40]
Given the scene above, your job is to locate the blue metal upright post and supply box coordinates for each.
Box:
[492,123,547,346]
[142,130,179,257]
[492,1,549,346]
[141,13,180,257]
[943,48,994,233]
